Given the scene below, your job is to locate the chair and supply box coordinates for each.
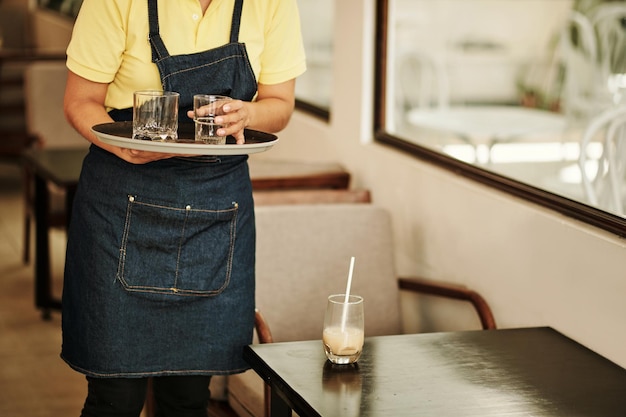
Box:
[224,204,496,417]
[23,61,86,149]
[557,4,626,124]
[557,10,605,127]
[578,105,626,216]
[590,2,626,106]
[394,52,459,141]
[605,109,626,216]
[396,52,450,115]
[22,60,88,263]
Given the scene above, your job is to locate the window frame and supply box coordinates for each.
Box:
[373,0,626,238]
[295,99,330,121]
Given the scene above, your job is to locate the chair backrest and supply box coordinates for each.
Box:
[396,52,450,113]
[590,2,626,106]
[254,204,403,343]
[578,105,626,215]
[24,61,88,149]
[605,107,626,215]
[557,11,604,119]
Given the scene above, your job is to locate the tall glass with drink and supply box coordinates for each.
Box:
[323,294,364,365]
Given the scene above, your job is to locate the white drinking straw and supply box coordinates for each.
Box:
[344,256,355,304]
[341,257,356,331]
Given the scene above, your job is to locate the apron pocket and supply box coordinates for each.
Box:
[117,194,238,300]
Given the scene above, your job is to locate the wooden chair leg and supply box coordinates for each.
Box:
[22,164,32,264]
[23,209,31,264]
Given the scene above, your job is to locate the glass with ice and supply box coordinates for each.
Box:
[323,294,364,365]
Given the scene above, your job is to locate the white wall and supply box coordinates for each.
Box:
[30,1,626,369]
[264,0,626,369]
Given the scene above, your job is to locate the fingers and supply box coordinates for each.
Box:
[221,100,248,137]
[190,100,249,144]
[118,147,181,164]
[234,131,246,144]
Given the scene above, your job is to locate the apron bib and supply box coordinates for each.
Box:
[62,0,258,378]
[149,0,257,113]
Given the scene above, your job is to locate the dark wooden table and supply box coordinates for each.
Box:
[243,327,626,417]
[21,147,349,317]
[22,147,88,318]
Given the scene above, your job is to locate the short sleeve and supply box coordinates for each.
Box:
[257,0,307,85]
[66,0,131,83]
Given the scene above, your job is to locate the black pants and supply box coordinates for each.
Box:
[81,375,212,417]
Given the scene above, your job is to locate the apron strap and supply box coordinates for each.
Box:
[149,0,245,63]
[148,0,168,62]
[230,0,244,44]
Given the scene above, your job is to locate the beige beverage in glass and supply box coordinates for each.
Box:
[193,94,232,145]
[323,294,364,365]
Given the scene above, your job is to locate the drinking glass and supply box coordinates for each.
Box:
[323,294,364,365]
[132,90,179,141]
[193,94,232,145]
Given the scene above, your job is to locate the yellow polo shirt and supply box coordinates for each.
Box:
[66,0,307,110]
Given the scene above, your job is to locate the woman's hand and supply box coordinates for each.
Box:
[187,99,249,144]
[115,147,193,164]
[185,80,297,145]
[64,72,195,163]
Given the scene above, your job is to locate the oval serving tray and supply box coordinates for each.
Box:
[92,121,278,155]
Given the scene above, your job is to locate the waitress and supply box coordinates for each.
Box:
[61,0,306,415]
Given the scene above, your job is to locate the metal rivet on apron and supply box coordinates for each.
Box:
[186,205,192,211]
[232,202,238,208]
[129,196,135,202]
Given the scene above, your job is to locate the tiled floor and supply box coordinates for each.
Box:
[0,163,86,417]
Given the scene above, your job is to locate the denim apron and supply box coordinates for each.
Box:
[62,0,258,378]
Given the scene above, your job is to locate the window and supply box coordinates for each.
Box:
[295,0,334,119]
[375,0,626,236]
